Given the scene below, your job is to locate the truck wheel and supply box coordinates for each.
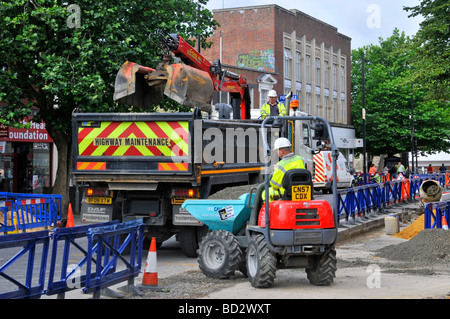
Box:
[197,230,242,279]
[306,247,337,286]
[246,234,277,288]
[179,227,199,258]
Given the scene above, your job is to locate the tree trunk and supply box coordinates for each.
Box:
[50,129,72,217]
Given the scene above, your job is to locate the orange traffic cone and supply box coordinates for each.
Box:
[66,203,75,228]
[139,237,165,291]
[442,215,449,230]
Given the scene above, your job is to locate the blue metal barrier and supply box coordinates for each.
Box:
[0,230,50,299]
[336,175,446,227]
[424,201,450,229]
[0,201,14,234]
[336,188,360,225]
[0,219,144,299]
[0,193,62,233]
[355,184,379,216]
[46,220,120,298]
[84,219,145,298]
[409,177,423,200]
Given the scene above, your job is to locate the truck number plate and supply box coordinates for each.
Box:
[87,197,112,205]
[292,185,311,201]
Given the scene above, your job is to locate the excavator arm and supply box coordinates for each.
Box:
[114,33,250,119]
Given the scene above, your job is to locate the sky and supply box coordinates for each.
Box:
[204,0,424,50]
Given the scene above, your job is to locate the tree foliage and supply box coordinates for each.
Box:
[351,29,450,158]
[404,0,450,102]
[0,0,217,200]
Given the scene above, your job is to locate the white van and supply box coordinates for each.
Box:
[313,151,354,193]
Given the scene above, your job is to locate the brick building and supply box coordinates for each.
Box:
[202,4,352,128]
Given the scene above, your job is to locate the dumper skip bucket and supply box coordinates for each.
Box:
[114,61,164,109]
[164,64,213,112]
[114,61,213,112]
[181,193,255,234]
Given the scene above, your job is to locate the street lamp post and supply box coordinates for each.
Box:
[410,67,415,174]
[362,53,367,184]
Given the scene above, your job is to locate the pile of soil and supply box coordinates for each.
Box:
[208,184,260,200]
[376,229,450,266]
[393,214,425,240]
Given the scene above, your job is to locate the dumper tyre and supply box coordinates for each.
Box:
[197,230,243,279]
[306,246,337,286]
[246,234,277,288]
[238,248,248,277]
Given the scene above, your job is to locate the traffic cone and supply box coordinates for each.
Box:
[442,216,449,230]
[66,203,75,228]
[139,237,165,292]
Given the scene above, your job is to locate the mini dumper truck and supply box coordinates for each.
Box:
[182,116,339,288]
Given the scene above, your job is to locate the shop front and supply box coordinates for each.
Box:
[0,118,54,194]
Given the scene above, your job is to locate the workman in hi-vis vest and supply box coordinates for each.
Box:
[262,137,305,201]
[260,90,287,119]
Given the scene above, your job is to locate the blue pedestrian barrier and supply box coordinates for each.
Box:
[0,192,62,234]
[424,201,450,229]
[0,200,14,234]
[336,175,443,225]
[84,219,145,298]
[0,219,144,299]
[46,220,120,298]
[0,230,50,299]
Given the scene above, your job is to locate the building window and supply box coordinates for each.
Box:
[315,93,320,116]
[332,98,337,122]
[296,52,301,82]
[324,61,329,89]
[260,90,269,107]
[315,58,321,86]
[305,55,311,84]
[284,48,292,79]
[306,92,311,114]
[341,97,346,124]
[341,66,346,92]
[333,64,337,90]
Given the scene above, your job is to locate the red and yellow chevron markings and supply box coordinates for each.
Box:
[78,121,189,157]
[77,162,107,170]
[313,153,326,182]
[158,162,189,171]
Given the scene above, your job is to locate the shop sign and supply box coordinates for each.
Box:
[0,117,53,143]
[0,123,7,138]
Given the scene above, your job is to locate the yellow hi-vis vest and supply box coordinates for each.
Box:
[262,153,305,201]
[260,102,287,119]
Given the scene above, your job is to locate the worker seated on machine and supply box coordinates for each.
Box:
[262,137,306,202]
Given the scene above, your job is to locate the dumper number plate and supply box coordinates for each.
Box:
[292,185,311,201]
[87,197,112,205]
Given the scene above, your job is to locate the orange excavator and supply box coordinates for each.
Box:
[114,32,251,119]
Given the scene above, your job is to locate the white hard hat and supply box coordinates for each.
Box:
[268,90,277,97]
[274,137,291,150]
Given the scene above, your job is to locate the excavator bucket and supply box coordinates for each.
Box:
[114,61,214,112]
[164,64,213,113]
[114,61,164,109]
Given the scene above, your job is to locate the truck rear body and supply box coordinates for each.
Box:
[72,112,272,254]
